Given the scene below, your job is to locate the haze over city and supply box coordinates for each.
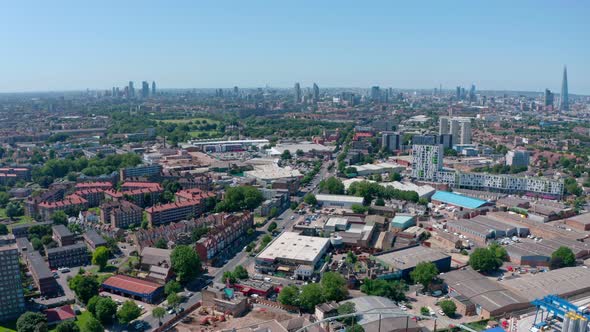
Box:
[1,1,590,93]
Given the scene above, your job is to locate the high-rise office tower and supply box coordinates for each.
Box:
[559,66,569,112]
[151,81,156,96]
[370,86,381,102]
[544,89,554,107]
[128,81,135,98]
[469,84,476,102]
[141,81,150,98]
[233,86,239,96]
[456,86,461,100]
[0,243,25,321]
[294,83,301,103]
[312,83,319,102]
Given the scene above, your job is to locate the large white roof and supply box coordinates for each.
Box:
[257,232,330,263]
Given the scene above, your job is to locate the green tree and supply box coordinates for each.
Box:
[337,302,357,325]
[469,247,503,272]
[87,295,100,315]
[351,204,368,214]
[17,312,47,332]
[299,283,324,311]
[0,191,10,208]
[152,307,166,325]
[222,271,236,284]
[171,245,202,283]
[6,201,23,219]
[375,197,385,206]
[191,226,209,242]
[55,320,79,332]
[321,272,349,302]
[420,307,430,316]
[51,210,68,225]
[95,297,118,324]
[489,243,508,261]
[278,285,299,306]
[345,251,357,265]
[439,299,457,317]
[551,246,576,268]
[303,193,317,206]
[91,246,110,271]
[347,324,365,332]
[215,186,264,212]
[233,265,249,279]
[165,280,182,296]
[410,262,439,291]
[281,149,292,160]
[269,207,279,219]
[389,172,402,182]
[0,224,8,235]
[319,177,345,195]
[80,316,103,332]
[267,221,278,232]
[117,301,141,325]
[167,293,181,308]
[360,278,406,302]
[71,275,99,304]
[154,238,168,249]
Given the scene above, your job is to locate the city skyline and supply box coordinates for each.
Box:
[1,1,589,93]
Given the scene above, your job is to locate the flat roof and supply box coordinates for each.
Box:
[316,194,364,204]
[502,266,590,301]
[52,225,72,238]
[102,275,162,295]
[374,245,449,270]
[432,191,488,209]
[257,232,330,263]
[567,213,590,225]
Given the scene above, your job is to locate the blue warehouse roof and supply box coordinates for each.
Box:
[431,191,488,209]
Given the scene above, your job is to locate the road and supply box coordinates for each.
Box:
[143,161,332,331]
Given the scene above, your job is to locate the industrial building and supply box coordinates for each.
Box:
[506,237,590,266]
[431,191,489,210]
[353,162,405,176]
[101,274,164,304]
[315,194,364,208]
[373,245,451,279]
[255,232,330,275]
[339,296,420,332]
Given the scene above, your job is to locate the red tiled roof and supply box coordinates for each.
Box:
[75,181,112,189]
[39,194,87,208]
[0,173,18,177]
[44,305,75,323]
[75,188,105,195]
[146,199,202,214]
[102,275,161,294]
[175,188,215,201]
[122,182,163,191]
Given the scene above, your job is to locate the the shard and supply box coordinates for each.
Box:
[559,66,569,112]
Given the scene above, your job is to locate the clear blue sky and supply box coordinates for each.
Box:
[2,1,589,93]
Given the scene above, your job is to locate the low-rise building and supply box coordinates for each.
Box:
[52,225,75,247]
[256,232,330,275]
[46,243,89,269]
[100,200,143,228]
[11,222,52,238]
[373,245,451,279]
[38,194,88,221]
[83,229,107,250]
[25,251,59,296]
[101,274,164,304]
[201,283,249,317]
[316,194,364,209]
[146,200,205,227]
[195,212,253,263]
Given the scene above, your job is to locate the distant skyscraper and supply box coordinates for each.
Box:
[469,84,476,102]
[233,86,239,96]
[456,86,461,100]
[294,82,301,103]
[544,89,554,107]
[559,66,569,112]
[312,83,320,102]
[370,86,381,102]
[151,81,156,96]
[141,81,150,98]
[128,81,135,98]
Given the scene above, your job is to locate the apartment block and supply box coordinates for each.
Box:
[100,200,143,228]
[46,243,89,269]
[0,244,25,321]
[120,164,162,179]
[25,251,59,296]
[52,225,75,246]
[38,194,88,221]
[195,212,253,262]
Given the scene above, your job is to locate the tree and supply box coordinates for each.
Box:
[233,265,249,279]
[87,295,101,315]
[55,321,79,332]
[439,300,457,317]
[222,271,236,284]
[337,302,357,325]
[319,177,345,195]
[0,224,8,235]
[281,149,292,160]
[303,193,317,206]
[92,247,110,271]
[360,278,406,302]
[71,275,99,304]
[299,283,324,311]
[0,191,9,208]
[171,245,202,283]
[6,201,23,219]
[165,280,182,295]
[117,301,141,325]
[278,285,299,306]
[267,221,278,232]
[489,243,508,262]
[345,251,357,265]
[321,272,349,302]
[551,246,576,268]
[17,312,47,332]
[95,297,118,324]
[154,238,168,249]
[269,207,279,219]
[469,247,503,272]
[152,307,166,325]
[215,186,264,212]
[80,316,103,332]
[347,324,365,332]
[191,226,209,242]
[410,262,439,291]
[167,293,181,308]
[389,172,402,182]
[51,210,68,225]
[375,197,385,206]
[351,204,368,214]
[420,307,430,316]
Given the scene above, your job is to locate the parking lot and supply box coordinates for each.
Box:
[99,291,154,318]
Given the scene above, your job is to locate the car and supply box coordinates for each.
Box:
[138,304,144,310]
[438,310,445,316]
[167,309,174,314]
[186,292,193,297]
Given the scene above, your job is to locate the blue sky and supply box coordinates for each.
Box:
[1,1,589,93]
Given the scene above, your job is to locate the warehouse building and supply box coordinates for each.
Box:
[564,213,590,231]
[315,194,364,209]
[431,191,490,211]
[441,268,528,319]
[101,274,164,304]
[255,232,330,275]
[373,245,451,279]
[502,266,590,301]
[506,237,590,266]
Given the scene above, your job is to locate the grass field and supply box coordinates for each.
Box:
[0,320,17,332]
[0,208,35,226]
[75,311,94,330]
